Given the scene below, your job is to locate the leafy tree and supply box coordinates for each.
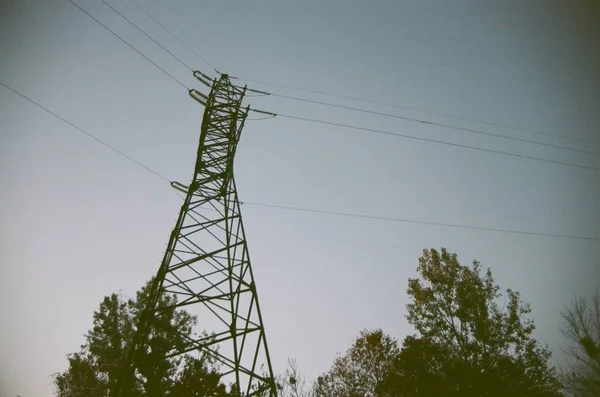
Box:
[53,279,231,397]
[560,290,600,396]
[378,247,562,397]
[54,351,108,397]
[376,335,459,396]
[315,329,400,397]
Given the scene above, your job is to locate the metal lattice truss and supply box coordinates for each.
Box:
[131,71,276,396]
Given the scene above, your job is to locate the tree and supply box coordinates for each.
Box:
[560,290,600,396]
[276,359,315,397]
[379,247,562,397]
[376,335,460,397]
[315,329,400,397]
[53,279,232,397]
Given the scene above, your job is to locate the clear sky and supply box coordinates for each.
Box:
[1,1,599,396]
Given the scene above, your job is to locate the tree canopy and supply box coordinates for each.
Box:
[53,279,232,397]
[315,329,400,397]
[382,247,562,396]
[315,248,563,397]
[55,247,572,397]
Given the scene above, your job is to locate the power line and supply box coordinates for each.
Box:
[254,110,600,172]
[73,0,598,161]
[237,77,596,146]
[0,81,170,183]
[3,80,596,242]
[120,0,591,148]
[41,3,600,172]
[66,0,188,90]
[98,0,194,72]
[240,202,600,242]
[70,0,596,171]
[247,115,277,121]
[127,0,218,73]
[258,91,599,157]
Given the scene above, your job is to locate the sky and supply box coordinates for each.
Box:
[1,0,599,395]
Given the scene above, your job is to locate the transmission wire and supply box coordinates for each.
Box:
[253,110,600,172]
[260,92,599,156]
[111,0,597,152]
[99,0,194,72]
[66,0,188,90]
[240,202,600,242]
[2,80,597,242]
[127,0,219,73]
[121,0,590,147]
[238,77,596,146]
[0,81,169,182]
[44,3,600,172]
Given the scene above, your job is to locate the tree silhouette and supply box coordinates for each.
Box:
[315,329,400,397]
[276,359,315,397]
[560,290,600,397]
[378,247,562,396]
[53,279,232,397]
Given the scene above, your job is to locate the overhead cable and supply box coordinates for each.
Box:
[238,77,596,146]
[257,91,598,156]
[0,81,170,182]
[240,201,600,242]
[122,0,590,147]
[3,80,596,242]
[38,3,600,172]
[99,0,194,71]
[127,0,219,73]
[66,0,188,90]
[250,109,600,172]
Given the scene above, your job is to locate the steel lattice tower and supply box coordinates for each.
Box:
[114,71,276,397]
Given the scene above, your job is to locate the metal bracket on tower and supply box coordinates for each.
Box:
[189,88,210,106]
[193,70,214,87]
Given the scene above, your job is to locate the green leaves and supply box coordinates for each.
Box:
[398,247,562,396]
[52,279,233,397]
[316,330,400,397]
[314,247,563,397]
[54,352,108,397]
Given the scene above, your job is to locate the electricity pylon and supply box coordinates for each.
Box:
[114,71,276,397]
